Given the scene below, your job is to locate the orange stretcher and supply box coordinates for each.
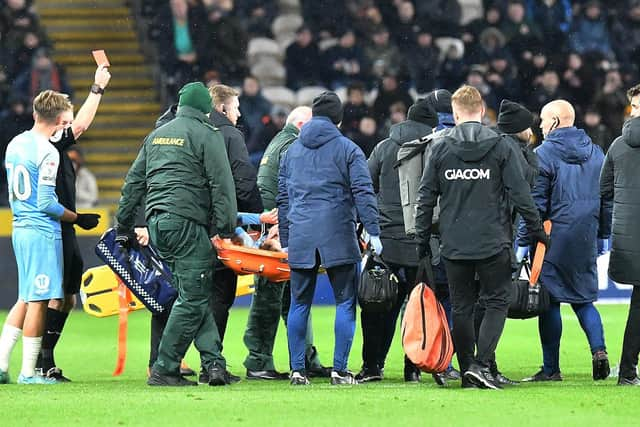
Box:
[212,236,291,282]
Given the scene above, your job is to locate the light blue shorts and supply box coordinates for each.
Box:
[12,228,63,302]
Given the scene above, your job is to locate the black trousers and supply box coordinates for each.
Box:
[620,286,640,379]
[443,249,511,373]
[209,267,238,343]
[360,265,417,370]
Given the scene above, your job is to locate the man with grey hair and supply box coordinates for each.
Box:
[242,106,331,380]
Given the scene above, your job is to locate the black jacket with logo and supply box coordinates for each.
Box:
[415,122,542,260]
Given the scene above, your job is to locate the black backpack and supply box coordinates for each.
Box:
[358,250,399,313]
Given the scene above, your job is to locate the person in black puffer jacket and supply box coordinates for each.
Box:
[600,84,640,386]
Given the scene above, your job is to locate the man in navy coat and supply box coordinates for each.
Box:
[277,92,382,385]
[518,99,610,382]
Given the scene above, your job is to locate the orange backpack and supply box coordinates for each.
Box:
[402,277,454,373]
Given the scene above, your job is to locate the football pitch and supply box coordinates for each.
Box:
[0,304,637,426]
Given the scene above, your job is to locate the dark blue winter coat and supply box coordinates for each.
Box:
[277,116,380,269]
[518,127,605,303]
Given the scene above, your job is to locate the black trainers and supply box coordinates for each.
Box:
[208,365,234,386]
[226,370,241,384]
[330,370,358,385]
[592,350,610,380]
[198,368,209,385]
[147,370,197,386]
[618,376,640,386]
[432,372,448,387]
[290,371,310,386]
[463,364,501,390]
[180,361,196,377]
[522,368,563,382]
[44,367,71,383]
[246,369,290,380]
[444,367,461,381]
[493,372,520,386]
[404,364,421,382]
[354,367,382,383]
[461,376,481,389]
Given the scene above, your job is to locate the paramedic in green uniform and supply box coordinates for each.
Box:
[242,106,330,379]
[115,82,238,386]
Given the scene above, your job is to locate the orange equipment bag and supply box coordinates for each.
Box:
[402,261,454,373]
[212,236,290,282]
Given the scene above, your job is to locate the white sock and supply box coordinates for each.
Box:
[0,324,22,372]
[20,336,43,378]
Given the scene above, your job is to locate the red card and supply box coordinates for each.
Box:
[92,50,110,67]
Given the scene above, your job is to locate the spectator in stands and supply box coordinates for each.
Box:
[351,4,385,41]
[528,69,565,113]
[198,0,248,85]
[569,0,613,59]
[529,0,572,49]
[350,116,378,158]
[0,65,10,113]
[462,4,502,51]
[11,48,72,102]
[341,82,371,135]
[322,30,368,89]
[247,105,288,167]
[234,0,278,38]
[66,147,98,208]
[561,52,595,111]
[500,0,542,49]
[611,0,640,71]
[593,69,630,134]
[466,27,508,67]
[439,43,467,91]
[391,0,420,53]
[364,27,403,81]
[518,46,549,100]
[414,0,462,37]
[407,28,441,94]
[301,0,349,37]
[583,108,614,153]
[372,73,414,125]
[150,0,203,97]
[0,95,33,206]
[239,75,272,141]
[284,26,322,90]
[378,101,408,137]
[486,51,521,102]
[465,66,498,111]
[8,28,47,78]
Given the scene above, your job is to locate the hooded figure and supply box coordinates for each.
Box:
[519,126,604,302]
[600,116,640,286]
[276,91,380,383]
[497,99,538,188]
[425,89,455,130]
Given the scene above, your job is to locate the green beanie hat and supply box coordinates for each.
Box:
[178,82,212,114]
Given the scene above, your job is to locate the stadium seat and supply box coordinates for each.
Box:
[434,37,465,61]
[262,86,297,109]
[296,86,328,106]
[251,57,287,86]
[277,0,302,15]
[272,13,304,39]
[247,37,283,67]
[458,0,484,25]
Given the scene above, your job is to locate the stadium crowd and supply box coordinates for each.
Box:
[137,0,640,162]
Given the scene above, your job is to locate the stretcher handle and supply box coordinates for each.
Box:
[530,220,552,287]
[240,265,265,274]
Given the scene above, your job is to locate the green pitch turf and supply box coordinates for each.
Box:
[0,304,637,426]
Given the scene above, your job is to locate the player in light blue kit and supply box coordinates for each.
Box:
[0,91,87,385]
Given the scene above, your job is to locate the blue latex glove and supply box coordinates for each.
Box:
[370,235,383,255]
[515,246,529,263]
[598,239,610,255]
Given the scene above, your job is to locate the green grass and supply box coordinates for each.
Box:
[0,305,637,426]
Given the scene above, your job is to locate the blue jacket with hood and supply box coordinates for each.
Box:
[519,127,605,303]
[277,116,380,268]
